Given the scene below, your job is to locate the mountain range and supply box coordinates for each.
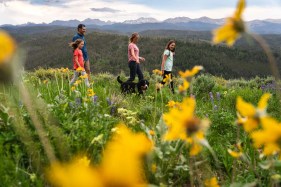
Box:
[1,16,281,34]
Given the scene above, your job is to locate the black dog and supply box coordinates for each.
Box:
[117,76,149,95]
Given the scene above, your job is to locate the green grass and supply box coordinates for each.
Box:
[0,69,281,186]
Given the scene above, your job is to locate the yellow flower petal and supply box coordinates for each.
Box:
[190,143,202,156]
[257,93,271,111]
[0,30,16,64]
[204,177,220,187]
[236,96,256,117]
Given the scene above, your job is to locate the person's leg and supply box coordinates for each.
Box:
[81,71,90,87]
[170,73,175,94]
[161,71,169,85]
[70,71,79,85]
[127,61,137,82]
[84,60,91,81]
[136,63,144,81]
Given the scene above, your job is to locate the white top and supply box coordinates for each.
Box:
[163,49,173,71]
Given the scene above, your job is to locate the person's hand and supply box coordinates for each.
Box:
[139,57,145,62]
[161,70,164,75]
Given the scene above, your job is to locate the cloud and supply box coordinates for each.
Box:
[0,0,280,25]
[90,7,120,13]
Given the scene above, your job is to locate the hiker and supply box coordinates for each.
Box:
[72,24,91,80]
[69,39,90,87]
[160,40,176,93]
[126,32,145,82]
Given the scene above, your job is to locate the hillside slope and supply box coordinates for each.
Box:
[4,26,281,78]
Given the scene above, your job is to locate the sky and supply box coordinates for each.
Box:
[0,0,281,25]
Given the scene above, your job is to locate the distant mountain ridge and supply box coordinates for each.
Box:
[1,16,281,34]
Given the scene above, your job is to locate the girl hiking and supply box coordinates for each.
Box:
[160,40,176,93]
[69,39,90,87]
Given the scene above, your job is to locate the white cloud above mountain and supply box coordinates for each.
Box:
[0,0,280,25]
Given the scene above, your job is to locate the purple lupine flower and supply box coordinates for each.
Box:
[75,97,82,106]
[216,92,221,101]
[106,97,112,106]
[92,95,98,104]
[209,92,214,101]
[214,105,218,111]
[110,106,116,116]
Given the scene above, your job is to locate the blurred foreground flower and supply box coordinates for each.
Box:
[0,30,16,64]
[178,66,203,93]
[100,124,153,187]
[47,157,102,187]
[251,117,281,156]
[47,125,152,187]
[163,97,210,155]
[204,177,220,187]
[212,0,246,46]
[236,93,271,132]
[179,66,203,79]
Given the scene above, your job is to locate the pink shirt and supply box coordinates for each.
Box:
[73,48,84,70]
[128,43,139,62]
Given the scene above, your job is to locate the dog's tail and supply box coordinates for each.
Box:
[117,76,123,84]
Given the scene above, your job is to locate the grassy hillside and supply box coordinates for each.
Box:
[1,67,281,186]
[2,26,281,78]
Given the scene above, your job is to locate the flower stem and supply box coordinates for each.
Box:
[249,33,281,96]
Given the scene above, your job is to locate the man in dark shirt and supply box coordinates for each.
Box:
[72,24,91,80]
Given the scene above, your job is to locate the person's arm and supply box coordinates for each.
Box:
[74,56,81,67]
[139,56,145,62]
[73,50,81,67]
[161,54,168,73]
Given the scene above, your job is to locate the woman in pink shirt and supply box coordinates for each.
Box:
[69,39,90,87]
[126,32,145,82]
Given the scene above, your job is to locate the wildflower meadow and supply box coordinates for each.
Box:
[1,0,281,186]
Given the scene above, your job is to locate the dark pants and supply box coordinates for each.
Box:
[161,70,174,93]
[127,61,144,82]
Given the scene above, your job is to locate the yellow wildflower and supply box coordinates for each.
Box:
[100,124,153,187]
[87,88,95,97]
[152,69,163,75]
[166,100,176,108]
[251,117,281,156]
[61,67,69,73]
[43,80,48,84]
[179,66,203,78]
[71,86,76,91]
[212,0,246,46]
[166,100,181,108]
[163,74,172,84]
[47,157,102,187]
[178,80,190,92]
[228,142,243,158]
[190,141,203,156]
[0,30,16,64]
[236,93,271,132]
[163,97,197,140]
[151,163,157,173]
[156,82,163,90]
[163,97,209,156]
[149,130,155,136]
[76,66,85,72]
[204,177,220,187]
[74,80,82,86]
[80,74,88,79]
